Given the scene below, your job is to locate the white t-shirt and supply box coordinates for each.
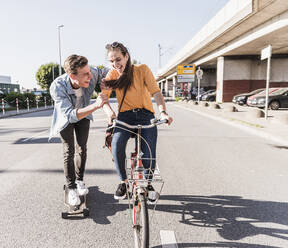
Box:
[73,88,83,109]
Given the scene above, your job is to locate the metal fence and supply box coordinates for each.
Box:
[1,97,53,116]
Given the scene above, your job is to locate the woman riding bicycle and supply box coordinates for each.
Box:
[102,42,173,200]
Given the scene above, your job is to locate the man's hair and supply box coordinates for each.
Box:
[64,54,88,74]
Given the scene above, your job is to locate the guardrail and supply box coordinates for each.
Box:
[1,97,53,116]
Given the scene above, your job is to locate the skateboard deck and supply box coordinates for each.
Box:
[61,185,89,219]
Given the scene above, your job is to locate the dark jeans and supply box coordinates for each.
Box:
[112,109,157,181]
[60,118,90,189]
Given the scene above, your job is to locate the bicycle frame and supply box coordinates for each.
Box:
[109,118,166,248]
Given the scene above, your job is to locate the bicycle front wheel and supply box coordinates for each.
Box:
[133,193,149,248]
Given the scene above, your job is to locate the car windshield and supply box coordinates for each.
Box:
[270,88,288,95]
[256,88,278,96]
[249,88,264,94]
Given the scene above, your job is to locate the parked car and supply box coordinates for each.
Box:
[232,88,264,105]
[247,88,278,106]
[196,89,215,101]
[247,87,288,109]
[202,90,216,101]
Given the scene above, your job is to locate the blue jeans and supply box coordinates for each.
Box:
[112,109,158,181]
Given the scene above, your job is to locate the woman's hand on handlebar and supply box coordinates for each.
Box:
[160,112,173,125]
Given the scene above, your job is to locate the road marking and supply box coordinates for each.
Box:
[20,129,49,143]
[160,230,178,248]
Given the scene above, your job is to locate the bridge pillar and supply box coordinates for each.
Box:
[172,76,176,99]
[217,55,288,102]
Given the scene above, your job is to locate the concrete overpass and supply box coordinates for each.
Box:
[157,0,288,102]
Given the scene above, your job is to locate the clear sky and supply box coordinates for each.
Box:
[0,0,229,89]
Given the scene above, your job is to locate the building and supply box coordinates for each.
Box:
[157,0,288,102]
[0,75,20,93]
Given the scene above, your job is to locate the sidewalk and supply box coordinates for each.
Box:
[0,105,53,119]
[172,100,288,146]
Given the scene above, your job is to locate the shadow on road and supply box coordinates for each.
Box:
[270,145,288,150]
[155,195,288,244]
[87,186,128,224]
[152,241,279,248]
[10,109,53,118]
[0,168,117,174]
[13,137,61,144]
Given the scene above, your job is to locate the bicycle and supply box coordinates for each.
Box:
[107,118,167,248]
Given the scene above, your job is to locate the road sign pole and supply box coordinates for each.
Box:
[261,45,272,120]
[196,67,203,103]
[197,78,200,104]
[264,55,271,119]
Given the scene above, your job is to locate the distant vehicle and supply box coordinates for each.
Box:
[202,90,216,101]
[196,89,215,101]
[247,87,288,109]
[232,88,264,105]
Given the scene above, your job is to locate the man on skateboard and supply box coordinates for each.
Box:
[49,54,108,206]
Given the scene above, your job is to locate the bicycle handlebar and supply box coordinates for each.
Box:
[107,118,168,131]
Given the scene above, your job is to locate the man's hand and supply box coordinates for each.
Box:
[94,93,108,108]
[160,112,173,125]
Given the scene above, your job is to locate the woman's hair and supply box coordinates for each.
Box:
[105,42,133,90]
[64,54,88,74]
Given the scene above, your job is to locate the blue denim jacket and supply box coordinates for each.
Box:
[49,66,108,140]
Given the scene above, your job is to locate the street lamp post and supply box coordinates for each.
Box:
[58,25,64,76]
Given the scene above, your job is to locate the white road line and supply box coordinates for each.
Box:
[20,129,49,143]
[160,230,178,248]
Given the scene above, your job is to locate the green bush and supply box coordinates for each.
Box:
[4,92,25,108]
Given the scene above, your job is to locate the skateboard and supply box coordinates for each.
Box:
[61,185,89,219]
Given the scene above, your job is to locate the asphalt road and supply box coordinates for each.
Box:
[1,102,288,248]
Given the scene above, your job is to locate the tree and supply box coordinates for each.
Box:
[36,63,63,91]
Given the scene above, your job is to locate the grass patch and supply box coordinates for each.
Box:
[175,97,181,102]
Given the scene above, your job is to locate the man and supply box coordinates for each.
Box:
[49,54,108,206]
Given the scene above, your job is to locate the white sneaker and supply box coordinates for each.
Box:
[67,189,80,206]
[76,180,89,196]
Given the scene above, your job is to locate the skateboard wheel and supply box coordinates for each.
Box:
[83,208,89,217]
[61,212,68,219]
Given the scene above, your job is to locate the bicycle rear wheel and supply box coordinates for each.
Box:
[133,193,149,248]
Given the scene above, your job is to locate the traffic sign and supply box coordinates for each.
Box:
[177,74,195,83]
[196,68,203,79]
[177,64,195,75]
[261,45,272,60]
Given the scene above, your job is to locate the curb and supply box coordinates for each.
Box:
[0,106,53,119]
[174,104,288,146]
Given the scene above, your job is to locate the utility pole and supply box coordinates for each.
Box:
[158,44,162,69]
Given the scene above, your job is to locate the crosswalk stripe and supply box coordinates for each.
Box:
[160,230,178,248]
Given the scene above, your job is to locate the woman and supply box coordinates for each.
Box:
[102,42,173,200]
